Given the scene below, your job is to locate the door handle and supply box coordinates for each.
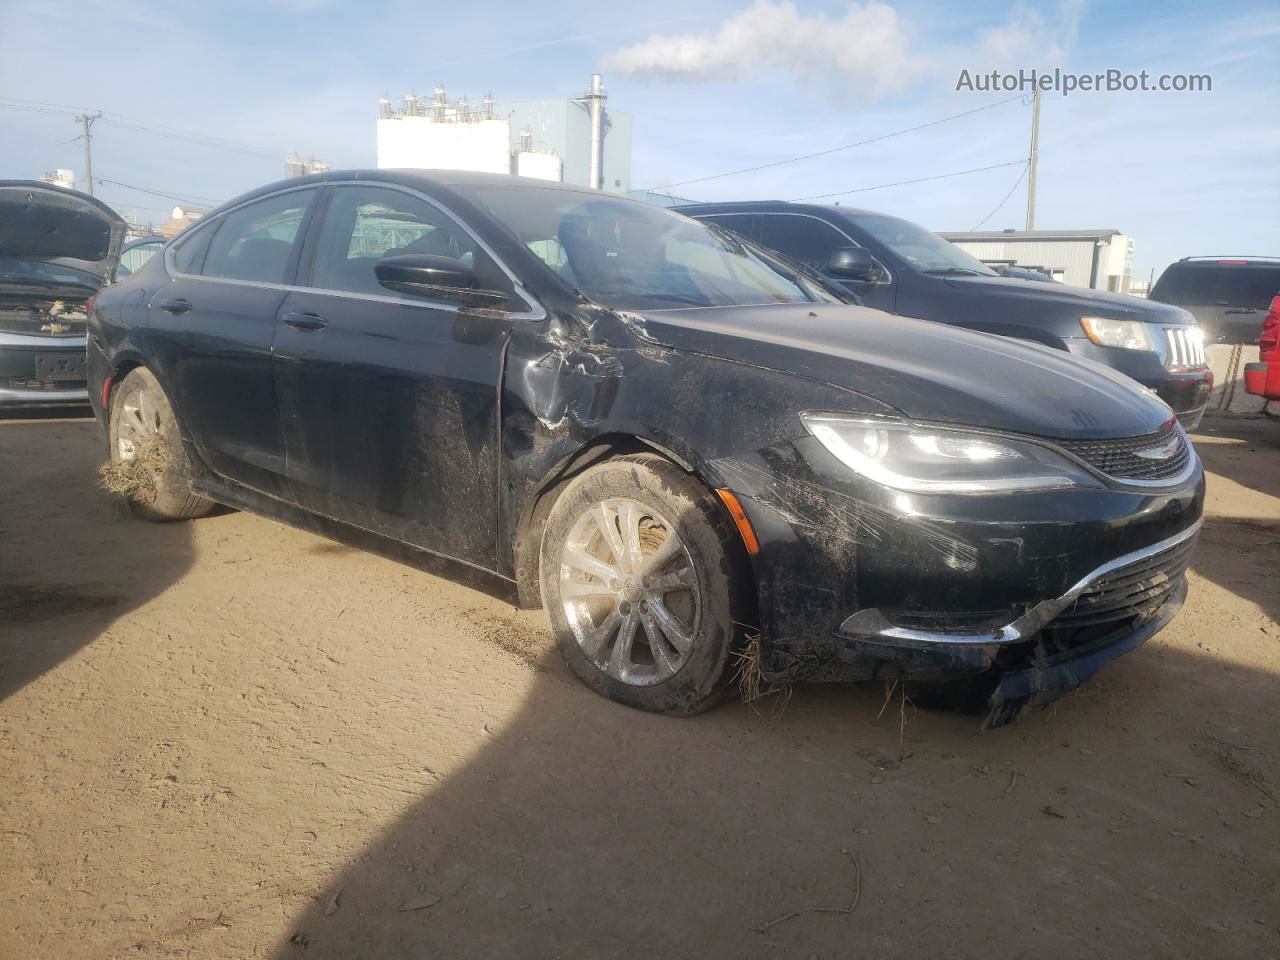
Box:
[158,298,192,314]
[282,311,328,331]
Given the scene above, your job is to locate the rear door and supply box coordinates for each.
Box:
[147,186,318,497]
[272,182,517,567]
[755,213,897,311]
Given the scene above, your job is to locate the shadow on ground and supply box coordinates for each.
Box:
[1191,413,1280,625]
[0,413,195,701]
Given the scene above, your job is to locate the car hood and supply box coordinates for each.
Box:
[627,302,1174,441]
[940,274,1194,324]
[0,181,127,284]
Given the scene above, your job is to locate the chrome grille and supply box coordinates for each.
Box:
[1056,420,1193,482]
[1163,326,1205,369]
[1050,533,1196,629]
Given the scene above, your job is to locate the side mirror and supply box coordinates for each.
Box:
[827,247,884,283]
[375,254,478,298]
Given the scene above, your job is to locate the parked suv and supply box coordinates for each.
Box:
[681,202,1212,430]
[0,181,125,407]
[1150,256,1280,345]
[88,171,1202,723]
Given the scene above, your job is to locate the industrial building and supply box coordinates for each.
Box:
[375,75,631,193]
[938,228,1135,293]
[40,169,75,190]
[286,155,331,179]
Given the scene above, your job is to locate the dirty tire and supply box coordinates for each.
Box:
[108,368,215,522]
[540,453,748,716]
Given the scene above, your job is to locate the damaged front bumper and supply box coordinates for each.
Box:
[712,433,1204,720]
[838,521,1199,724]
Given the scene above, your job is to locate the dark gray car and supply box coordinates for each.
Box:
[682,202,1213,429]
[1150,256,1280,345]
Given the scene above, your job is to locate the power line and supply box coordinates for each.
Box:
[0,97,292,160]
[96,178,223,207]
[970,162,1031,231]
[789,159,1029,202]
[639,95,1023,192]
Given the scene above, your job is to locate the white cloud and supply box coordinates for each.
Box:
[605,1,1091,101]
[603,1,923,100]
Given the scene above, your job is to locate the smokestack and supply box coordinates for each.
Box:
[587,73,606,190]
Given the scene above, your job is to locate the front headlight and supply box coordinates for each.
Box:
[1080,315,1151,351]
[801,415,1101,494]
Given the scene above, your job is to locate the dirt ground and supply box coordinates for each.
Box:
[1,411,1277,960]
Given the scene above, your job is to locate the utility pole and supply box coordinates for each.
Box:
[1025,87,1040,230]
[74,112,102,196]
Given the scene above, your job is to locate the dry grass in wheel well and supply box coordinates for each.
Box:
[97,434,166,505]
[733,630,792,717]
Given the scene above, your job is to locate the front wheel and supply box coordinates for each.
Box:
[539,454,749,716]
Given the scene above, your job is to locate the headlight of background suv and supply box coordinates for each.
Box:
[1080,315,1151,351]
[801,415,1101,494]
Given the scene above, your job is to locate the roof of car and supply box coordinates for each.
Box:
[1173,256,1280,264]
[675,200,882,218]
[214,169,630,216]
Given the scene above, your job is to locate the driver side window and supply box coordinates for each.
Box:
[310,186,503,298]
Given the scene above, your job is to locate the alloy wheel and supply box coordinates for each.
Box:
[558,497,701,686]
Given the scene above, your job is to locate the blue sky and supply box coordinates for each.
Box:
[1,0,1277,281]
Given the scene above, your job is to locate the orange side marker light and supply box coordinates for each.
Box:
[715,488,760,556]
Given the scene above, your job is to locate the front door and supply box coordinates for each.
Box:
[147,186,318,497]
[272,183,516,567]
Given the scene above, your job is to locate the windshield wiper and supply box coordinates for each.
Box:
[922,267,985,277]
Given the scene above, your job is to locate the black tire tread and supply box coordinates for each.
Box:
[539,452,748,716]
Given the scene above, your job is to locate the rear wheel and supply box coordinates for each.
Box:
[540,453,748,715]
[106,368,215,522]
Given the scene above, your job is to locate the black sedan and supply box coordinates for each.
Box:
[87,171,1203,722]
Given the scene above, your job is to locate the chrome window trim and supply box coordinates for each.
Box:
[696,210,895,286]
[163,180,547,323]
[840,516,1203,647]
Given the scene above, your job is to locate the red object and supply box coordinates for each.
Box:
[715,488,761,556]
[1216,259,1248,265]
[1244,295,1280,399]
[101,376,113,410]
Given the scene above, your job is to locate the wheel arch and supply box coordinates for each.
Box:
[511,432,757,612]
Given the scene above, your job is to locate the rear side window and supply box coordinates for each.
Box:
[171,226,213,274]
[202,189,316,284]
[699,213,757,240]
[1152,263,1280,307]
[116,241,164,278]
[757,215,854,270]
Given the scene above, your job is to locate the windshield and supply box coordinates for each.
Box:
[462,185,838,310]
[846,214,996,277]
[0,258,100,289]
